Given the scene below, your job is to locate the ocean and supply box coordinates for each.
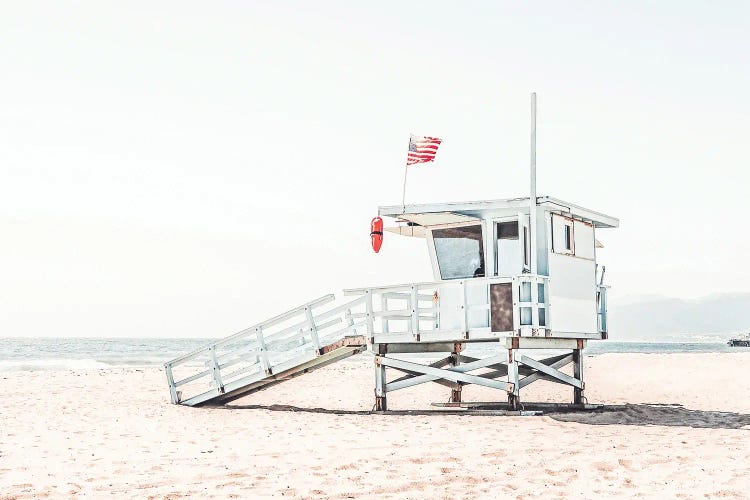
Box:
[1,334,748,371]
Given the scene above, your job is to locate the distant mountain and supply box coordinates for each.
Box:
[607,293,750,339]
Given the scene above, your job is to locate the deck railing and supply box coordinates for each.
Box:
[165,274,606,405]
[344,275,551,342]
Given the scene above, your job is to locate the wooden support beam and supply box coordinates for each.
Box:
[504,337,587,349]
[517,354,582,389]
[375,357,387,411]
[463,353,567,383]
[372,342,462,354]
[457,354,510,375]
[209,346,225,394]
[573,348,584,404]
[165,365,179,404]
[507,349,520,410]
[518,353,573,389]
[380,356,510,391]
[450,345,462,403]
[385,355,508,392]
[389,356,452,384]
[388,357,456,389]
[319,335,367,354]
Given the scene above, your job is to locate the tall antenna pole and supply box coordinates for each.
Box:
[401,164,409,212]
[529,92,538,275]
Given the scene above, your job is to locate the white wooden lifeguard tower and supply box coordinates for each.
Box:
[163,196,617,410]
[163,95,619,411]
[364,196,617,410]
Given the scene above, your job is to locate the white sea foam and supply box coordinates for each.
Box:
[0,358,112,371]
[0,336,741,372]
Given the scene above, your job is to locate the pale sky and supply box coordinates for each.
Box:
[2,1,749,337]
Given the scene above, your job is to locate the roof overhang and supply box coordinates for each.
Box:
[394,212,479,226]
[379,196,619,229]
[385,225,427,238]
[539,196,619,229]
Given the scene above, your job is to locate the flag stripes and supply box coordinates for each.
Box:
[407,135,442,165]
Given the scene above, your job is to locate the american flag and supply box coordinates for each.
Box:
[407,134,442,166]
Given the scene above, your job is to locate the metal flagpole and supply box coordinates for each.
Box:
[401,164,409,212]
[529,92,538,275]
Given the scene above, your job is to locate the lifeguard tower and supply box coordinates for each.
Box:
[163,95,619,411]
[363,196,617,410]
[163,194,617,410]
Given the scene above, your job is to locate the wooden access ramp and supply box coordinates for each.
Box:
[201,337,366,406]
[164,295,370,407]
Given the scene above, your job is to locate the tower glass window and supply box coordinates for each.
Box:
[432,225,485,279]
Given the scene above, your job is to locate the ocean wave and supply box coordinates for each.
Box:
[0,358,113,371]
[0,356,208,372]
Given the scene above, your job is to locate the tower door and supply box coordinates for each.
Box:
[494,217,530,276]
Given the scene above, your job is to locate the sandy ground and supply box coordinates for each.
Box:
[1,352,750,499]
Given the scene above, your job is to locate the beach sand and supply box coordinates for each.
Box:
[1,352,749,498]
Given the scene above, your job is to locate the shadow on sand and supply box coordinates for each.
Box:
[547,403,750,429]
[216,402,750,430]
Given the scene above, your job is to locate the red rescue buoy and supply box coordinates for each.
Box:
[370,217,383,253]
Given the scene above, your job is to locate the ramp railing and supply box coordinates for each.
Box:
[164,293,370,406]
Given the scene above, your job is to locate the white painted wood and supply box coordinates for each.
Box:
[548,253,597,334]
[504,337,585,349]
[493,216,522,276]
[166,294,336,366]
[410,286,419,335]
[519,354,573,389]
[254,327,271,374]
[517,354,583,388]
[304,307,321,351]
[166,187,618,408]
[385,355,507,392]
[384,225,426,238]
[378,197,619,229]
[507,349,519,397]
[380,357,508,390]
[574,220,595,260]
[375,359,386,397]
[165,365,179,403]
[396,212,479,226]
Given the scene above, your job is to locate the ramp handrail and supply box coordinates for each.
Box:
[166,294,335,367]
[164,293,369,405]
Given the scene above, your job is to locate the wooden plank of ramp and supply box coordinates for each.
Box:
[196,336,367,406]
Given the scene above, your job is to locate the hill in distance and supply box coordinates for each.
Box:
[607,292,750,340]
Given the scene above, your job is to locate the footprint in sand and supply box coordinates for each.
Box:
[594,461,615,472]
[226,472,249,478]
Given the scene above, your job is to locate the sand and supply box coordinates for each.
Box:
[1,352,750,499]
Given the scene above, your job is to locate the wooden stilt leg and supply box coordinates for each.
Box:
[449,344,462,403]
[375,357,387,411]
[507,348,520,410]
[573,347,584,405]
